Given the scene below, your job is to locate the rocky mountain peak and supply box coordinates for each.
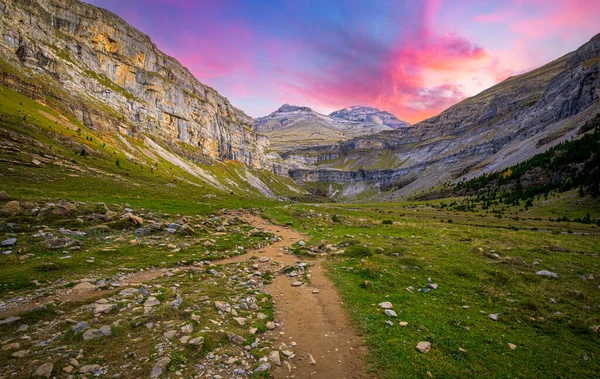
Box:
[329,106,410,128]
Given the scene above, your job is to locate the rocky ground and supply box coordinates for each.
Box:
[0,194,367,378]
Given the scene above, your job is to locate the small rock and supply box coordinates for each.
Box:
[399,321,408,327]
[83,325,111,340]
[379,302,393,309]
[72,321,90,334]
[266,321,276,330]
[254,363,271,373]
[508,343,517,350]
[427,283,439,290]
[188,336,204,348]
[488,313,500,321]
[384,309,398,317]
[536,270,558,278]
[33,363,54,378]
[291,281,303,287]
[416,341,431,353]
[79,364,101,374]
[150,357,170,379]
[308,353,316,365]
[268,350,281,366]
[0,316,20,325]
[0,237,17,246]
[144,297,160,307]
[73,281,96,291]
[228,332,246,345]
[12,350,30,358]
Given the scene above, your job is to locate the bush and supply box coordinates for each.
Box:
[331,215,341,223]
[381,219,393,225]
[358,258,379,278]
[345,245,373,258]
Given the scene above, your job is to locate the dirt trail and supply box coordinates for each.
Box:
[230,214,368,379]
[0,213,368,378]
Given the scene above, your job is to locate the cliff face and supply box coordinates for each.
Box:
[288,34,600,200]
[0,0,271,169]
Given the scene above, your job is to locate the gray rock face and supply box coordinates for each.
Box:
[0,0,273,171]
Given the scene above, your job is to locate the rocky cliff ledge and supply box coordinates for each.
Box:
[0,0,272,170]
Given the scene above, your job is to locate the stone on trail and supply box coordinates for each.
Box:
[488,313,500,321]
[73,281,96,291]
[379,302,393,309]
[416,341,431,353]
[33,363,54,378]
[291,281,303,287]
[308,353,317,365]
[536,270,559,278]
[254,363,271,373]
[268,350,281,366]
[266,321,276,330]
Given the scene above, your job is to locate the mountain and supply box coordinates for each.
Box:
[253,104,393,153]
[0,0,302,198]
[329,106,410,128]
[287,34,600,200]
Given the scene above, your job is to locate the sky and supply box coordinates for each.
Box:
[86,0,600,124]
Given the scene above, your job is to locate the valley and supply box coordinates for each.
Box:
[0,0,599,378]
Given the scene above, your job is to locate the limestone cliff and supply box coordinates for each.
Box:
[0,0,271,169]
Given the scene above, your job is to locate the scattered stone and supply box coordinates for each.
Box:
[427,283,439,290]
[144,296,160,307]
[80,364,101,375]
[72,321,90,334]
[164,330,177,339]
[94,303,117,314]
[312,289,320,294]
[399,321,408,327]
[268,350,281,366]
[291,281,303,287]
[385,320,394,326]
[488,313,500,321]
[536,270,559,278]
[254,363,271,373]
[308,353,316,365]
[266,321,276,330]
[11,350,30,358]
[233,317,247,326]
[150,357,170,379]
[228,332,246,345]
[416,341,431,353]
[33,363,54,378]
[0,316,20,325]
[73,281,96,291]
[297,240,306,246]
[214,301,231,312]
[384,309,398,317]
[1,342,20,351]
[188,336,205,348]
[83,325,111,340]
[0,237,17,246]
[379,302,393,309]
[508,343,517,350]
[171,297,183,310]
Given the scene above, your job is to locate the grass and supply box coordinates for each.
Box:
[261,198,600,378]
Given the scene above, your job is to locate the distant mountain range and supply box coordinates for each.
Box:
[253,104,409,153]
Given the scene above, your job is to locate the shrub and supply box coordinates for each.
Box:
[358,258,379,278]
[381,219,393,225]
[331,215,341,223]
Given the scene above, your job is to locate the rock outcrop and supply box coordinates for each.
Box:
[329,106,410,129]
[0,0,271,169]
